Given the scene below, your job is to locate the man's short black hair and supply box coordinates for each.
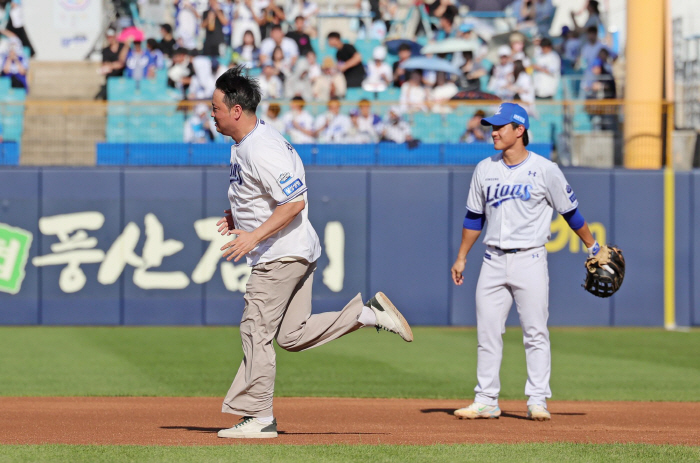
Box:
[215,65,262,113]
[398,43,412,53]
[540,37,552,48]
[271,24,283,32]
[327,31,341,41]
[587,25,598,35]
[146,38,158,49]
[511,122,529,146]
[160,23,173,34]
[295,15,304,22]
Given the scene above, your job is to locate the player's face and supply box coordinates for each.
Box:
[211,89,235,136]
[491,123,521,150]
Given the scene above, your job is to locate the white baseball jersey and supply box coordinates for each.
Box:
[228,119,321,266]
[466,151,578,249]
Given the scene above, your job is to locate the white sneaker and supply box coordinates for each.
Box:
[366,292,413,342]
[454,402,501,419]
[527,404,551,421]
[217,417,278,438]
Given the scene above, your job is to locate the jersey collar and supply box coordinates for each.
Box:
[234,118,260,147]
[500,151,531,170]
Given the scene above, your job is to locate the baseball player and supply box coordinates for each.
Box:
[451,103,600,421]
[211,66,413,439]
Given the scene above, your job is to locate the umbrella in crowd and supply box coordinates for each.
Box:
[385,38,423,56]
[399,56,462,75]
[421,38,481,55]
[118,26,145,43]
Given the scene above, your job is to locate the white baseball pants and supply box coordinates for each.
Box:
[473,245,552,407]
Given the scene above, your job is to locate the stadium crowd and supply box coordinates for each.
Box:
[94,0,618,144]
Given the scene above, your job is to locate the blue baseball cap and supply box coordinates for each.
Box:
[481,102,529,129]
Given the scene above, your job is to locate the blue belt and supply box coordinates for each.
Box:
[494,246,521,254]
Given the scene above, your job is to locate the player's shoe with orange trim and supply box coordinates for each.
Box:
[217,417,278,438]
[454,402,501,419]
[527,404,551,421]
[366,292,413,342]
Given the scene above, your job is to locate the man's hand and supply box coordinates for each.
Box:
[216,209,235,235]
[451,257,466,285]
[221,229,260,262]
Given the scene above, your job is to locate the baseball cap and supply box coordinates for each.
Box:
[106,28,116,37]
[481,103,529,129]
[372,46,387,61]
[498,45,511,57]
[459,23,474,33]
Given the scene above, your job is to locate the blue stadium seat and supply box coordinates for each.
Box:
[107,77,137,101]
[411,113,444,143]
[345,87,376,102]
[0,78,10,98]
[376,87,400,101]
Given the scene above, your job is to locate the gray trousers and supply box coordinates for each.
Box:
[222,259,365,417]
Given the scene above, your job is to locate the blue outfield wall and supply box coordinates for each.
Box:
[0,167,696,326]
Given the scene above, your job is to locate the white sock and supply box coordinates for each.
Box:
[256,415,274,424]
[357,306,377,326]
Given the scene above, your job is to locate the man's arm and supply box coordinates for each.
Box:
[221,200,305,261]
[339,52,362,72]
[451,228,481,285]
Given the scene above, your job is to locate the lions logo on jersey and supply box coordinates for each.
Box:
[485,183,533,208]
[230,163,243,185]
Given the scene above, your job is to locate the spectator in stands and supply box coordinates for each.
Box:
[283,96,316,143]
[416,0,449,36]
[258,0,286,39]
[146,39,165,75]
[362,46,392,92]
[508,60,535,112]
[159,24,177,58]
[560,26,581,75]
[487,45,514,100]
[167,47,194,97]
[305,50,322,83]
[571,0,604,38]
[286,16,314,56]
[184,103,217,143]
[381,106,413,144]
[95,29,126,100]
[345,110,375,143]
[233,30,261,68]
[458,50,486,91]
[356,99,383,142]
[220,0,234,45]
[271,46,292,82]
[231,0,263,48]
[175,0,199,50]
[263,102,286,133]
[202,0,230,57]
[257,62,283,99]
[314,97,351,143]
[284,53,313,99]
[435,7,458,40]
[460,109,487,143]
[588,48,618,131]
[399,69,428,113]
[533,37,560,99]
[313,56,347,101]
[508,32,530,67]
[187,55,217,99]
[124,40,153,81]
[287,0,319,35]
[428,71,458,114]
[392,43,413,89]
[326,31,366,88]
[260,25,299,68]
[6,0,33,57]
[579,25,617,96]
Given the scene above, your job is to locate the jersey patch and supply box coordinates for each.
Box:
[278,172,292,185]
[230,163,243,185]
[569,192,577,203]
[566,184,572,193]
[284,141,294,152]
[283,179,303,196]
[485,183,532,208]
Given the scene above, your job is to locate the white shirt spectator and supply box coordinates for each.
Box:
[176,1,199,49]
[282,109,315,143]
[512,71,535,106]
[383,119,412,144]
[258,73,283,99]
[357,113,383,142]
[399,82,428,113]
[362,61,393,92]
[231,0,266,47]
[429,81,459,114]
[488,62,514,100]
[260,37,299,67]
[315,111,351,143]
[534,49,561,98]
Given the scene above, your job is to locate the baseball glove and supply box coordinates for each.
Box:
[583,245,625,298]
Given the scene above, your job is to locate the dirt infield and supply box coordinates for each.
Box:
[1,397,698,446]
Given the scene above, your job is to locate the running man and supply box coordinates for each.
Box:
[212,66,413,439]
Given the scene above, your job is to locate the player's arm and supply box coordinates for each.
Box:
[221,199,305,262]
[451,210,484,286]
[562,208,598,255]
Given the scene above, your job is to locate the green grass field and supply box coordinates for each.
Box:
[1,327,698,462]
[1,444,699,463]
[0,327,698,400]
